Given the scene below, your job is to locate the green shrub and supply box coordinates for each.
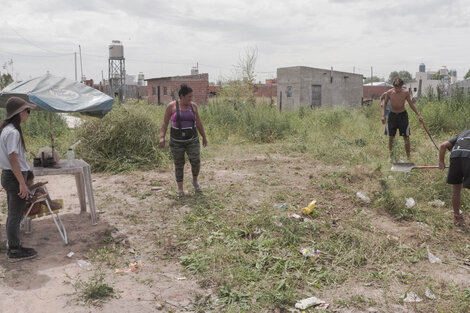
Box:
[75,102,169,173]
[417,92,470,134]
[200,100,291,143]
[238,103,290,143]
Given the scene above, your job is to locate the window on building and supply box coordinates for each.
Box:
[163,86,167,96]
[152,87,156,95]
[286,86,292,98]
[414,88,417,92]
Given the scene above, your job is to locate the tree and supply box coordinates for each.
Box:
[220,46,258,106]
[364,76,381,84]
[388,70,413,84]
[432,71,443,80]
[464,69,470,80]
[0,73,13,90]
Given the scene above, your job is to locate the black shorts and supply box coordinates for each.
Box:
[385,111,410,137]
[447,157,470,188]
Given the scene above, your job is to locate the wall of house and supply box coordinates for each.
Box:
[363,86,392,99]
[406,72,443,97]
[451,78,470,95]
[103,85,147,99]
[277,66,363,110]
[255,84,277,98]
[146,73,209,105]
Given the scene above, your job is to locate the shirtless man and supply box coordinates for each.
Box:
[382,77,423,161]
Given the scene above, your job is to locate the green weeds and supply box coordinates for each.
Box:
[67,272,116,304]
[174,191,436,311]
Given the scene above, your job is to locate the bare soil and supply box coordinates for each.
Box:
[0,151,468,312]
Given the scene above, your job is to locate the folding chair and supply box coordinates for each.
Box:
[23,185,68,244]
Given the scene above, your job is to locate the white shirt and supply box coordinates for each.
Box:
[0,124,30,171]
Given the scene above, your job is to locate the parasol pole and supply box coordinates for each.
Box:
[49,112,55,156]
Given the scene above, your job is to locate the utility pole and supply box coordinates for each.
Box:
[74,52,77,81]
[353,66,355,74]
[9,59,13,81]
[370,66,373,86]
[79,45,83,82]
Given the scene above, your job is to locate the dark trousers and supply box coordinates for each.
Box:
[169,137,201,182]
[1,170,27,249]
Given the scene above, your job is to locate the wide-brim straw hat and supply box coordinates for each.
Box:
[5,96,37,120]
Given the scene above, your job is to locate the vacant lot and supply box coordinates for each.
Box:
[1,99,470,312]
[1,142,469,312]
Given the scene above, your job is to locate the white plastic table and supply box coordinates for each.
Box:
[31,159,97,225]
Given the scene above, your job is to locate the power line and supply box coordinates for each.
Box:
[10,27,73,56]
[0,50,74,58]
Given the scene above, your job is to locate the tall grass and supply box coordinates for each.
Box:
[200,99,291,143]
[70,93,470,173]
[417,89,470,134]
[75,102,169,173]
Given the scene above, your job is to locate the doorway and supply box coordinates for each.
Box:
[157,86,161,105]
[311,85,321,108]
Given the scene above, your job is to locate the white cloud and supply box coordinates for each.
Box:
[0,0,469,83]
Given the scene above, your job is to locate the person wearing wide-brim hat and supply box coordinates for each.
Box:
[0,96,37,261]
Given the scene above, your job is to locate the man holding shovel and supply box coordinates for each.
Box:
[382,77,423,161]
[439,130,470,227]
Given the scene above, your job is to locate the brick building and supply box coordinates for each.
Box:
[255,79,277,98]
[145,73,209,105]
[208,85,220,97]
[363,82,392,99]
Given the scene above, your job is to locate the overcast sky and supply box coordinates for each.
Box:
[1,0,469,84]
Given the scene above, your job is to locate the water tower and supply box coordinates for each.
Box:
[419,63,426,73]
[451,69,457,84]
[108,40,126,98]
[440,66,449,76]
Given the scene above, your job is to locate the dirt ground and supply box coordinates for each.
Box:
[0,171,207,313]
[0,152,468,312]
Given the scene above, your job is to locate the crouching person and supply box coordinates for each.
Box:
[439,129,470,227]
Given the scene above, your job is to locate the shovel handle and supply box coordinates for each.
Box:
[419,120,439,151]
[419,119,430,133]
[413,166,448,169]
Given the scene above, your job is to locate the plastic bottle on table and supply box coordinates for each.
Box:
[67,148,75,167]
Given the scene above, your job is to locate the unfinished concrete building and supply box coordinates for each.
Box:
[277,66,363,109]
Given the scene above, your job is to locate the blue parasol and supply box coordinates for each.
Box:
[0,73,113,117]
[0,74,114,158]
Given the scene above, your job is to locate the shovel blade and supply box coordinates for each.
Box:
[391,162,415,172]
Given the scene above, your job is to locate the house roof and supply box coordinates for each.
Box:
[145,73,208,81]
[363,81,393,87]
